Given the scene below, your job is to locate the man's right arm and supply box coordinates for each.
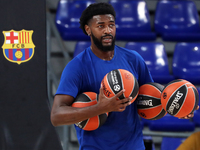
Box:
[50,94,105,126]
[50,86,132,127]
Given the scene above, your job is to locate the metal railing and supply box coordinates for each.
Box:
[46,8,77,150]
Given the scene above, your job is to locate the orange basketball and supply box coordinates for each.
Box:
[101,69,139,103]
[72,92,108,131]
[161,79,199,118]
[137,82,167,120]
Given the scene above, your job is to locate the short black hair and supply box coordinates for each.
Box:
[79,2,116,35]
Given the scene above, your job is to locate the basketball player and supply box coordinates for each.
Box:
[51,2,197,150]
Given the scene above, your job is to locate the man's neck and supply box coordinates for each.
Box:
[90,46,114,61]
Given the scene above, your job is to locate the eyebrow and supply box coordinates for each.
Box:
[97,20,115,24]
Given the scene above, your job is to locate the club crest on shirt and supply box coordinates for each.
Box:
[2,29,35,65]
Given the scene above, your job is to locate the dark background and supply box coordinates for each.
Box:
[0,0,62,149]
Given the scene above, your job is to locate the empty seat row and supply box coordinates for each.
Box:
[125,42,174,84]
[161,137,186,150]
[142,110,200,150]
[55,0,200,41]
[73,41,200,85]
[141,113,196,132]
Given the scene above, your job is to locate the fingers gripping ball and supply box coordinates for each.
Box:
[161,79,199,118]
[101,69,139,103]
[72,92,108,131]
[137,82,167,120]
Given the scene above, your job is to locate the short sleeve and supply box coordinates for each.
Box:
[55,58,83,98]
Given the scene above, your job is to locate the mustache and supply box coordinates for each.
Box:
[101,34,113,39]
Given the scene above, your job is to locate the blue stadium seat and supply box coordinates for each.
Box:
[125,42,174,84]
[193,108,200,126]
[55,0,95,41]
[140,118,153,127]
[73,41,91,58]
[161,137,186,150]
[154,0,200,41]
[149,114,195,132]
[172,42,200,85]
[109,0,156,41]
[193,91,200,127]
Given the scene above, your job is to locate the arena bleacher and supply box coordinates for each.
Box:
[46,0,200,149]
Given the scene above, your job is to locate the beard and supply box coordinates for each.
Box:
[91,32,115,52]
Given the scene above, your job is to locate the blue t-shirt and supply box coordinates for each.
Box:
[56,45,153,150]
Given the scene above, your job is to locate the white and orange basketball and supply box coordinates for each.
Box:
[101,69,139,103]
[137,82,166,120]
[161,79,199,118]
[72,92,108,131]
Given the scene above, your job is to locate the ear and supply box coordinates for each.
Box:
[85,24,91,36]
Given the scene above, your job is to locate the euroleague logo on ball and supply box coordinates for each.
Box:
[110,70,121,92]
[101,69,139,103]
[114,85,121,91]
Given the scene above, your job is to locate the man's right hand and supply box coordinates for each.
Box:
[97,84,132,113]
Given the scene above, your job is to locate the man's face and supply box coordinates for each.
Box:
[89,14,116,52]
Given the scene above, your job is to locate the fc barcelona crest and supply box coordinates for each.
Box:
[2,29,35,65]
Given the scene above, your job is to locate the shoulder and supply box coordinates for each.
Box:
[67,48,91,67]
[73,47,93,64]
[62,48,92,75]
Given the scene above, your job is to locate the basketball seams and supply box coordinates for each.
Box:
[106,73,115,97]
[190,87,199,113]
[99,113,108,126]
[163,80,198,118]
[83,93,94,102]
[165,84,186,113]
[188,87,196,114]
[174,89,187,117]
[148,112,161,120]
[97,115,100,128]
[148,82,164,92]
[172,84,192,117]
[138,104,162,110]
[82,119,90,130]
[73,99,97,107]
[103,69,139,101]
[183,86,198,115]
[140,84,162,98]
[151,109,166,120]
[148,84,162,93]
[118,69,125,99]
[129,74,134,97]
[131,76,139,101]
[83,118,90,129]
[73,101,95,104]
[139,93,160,99]
[162,79,182,92]
[138,94,160,100]
[73,92,108,130]
[138,105,165,120]
[137,82,166,120]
